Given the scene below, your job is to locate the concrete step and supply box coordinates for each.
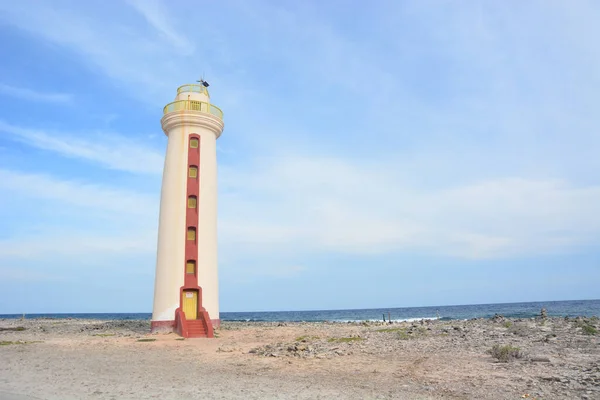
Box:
[183,317,210,338]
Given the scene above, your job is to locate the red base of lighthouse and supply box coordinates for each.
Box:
[150,320,176,333]
[151,319,221,330]
[150,318,220,337]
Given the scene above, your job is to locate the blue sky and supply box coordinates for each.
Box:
[0,0,599,314]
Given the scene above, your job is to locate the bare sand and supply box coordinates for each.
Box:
[0,316,598,399]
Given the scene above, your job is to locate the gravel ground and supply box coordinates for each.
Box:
[0,316,598,399]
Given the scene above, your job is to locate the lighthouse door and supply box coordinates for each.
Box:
[183,290,197,320]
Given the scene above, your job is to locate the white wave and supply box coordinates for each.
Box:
[328,317,440,323]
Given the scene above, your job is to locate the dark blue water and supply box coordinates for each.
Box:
[1,299,598,322]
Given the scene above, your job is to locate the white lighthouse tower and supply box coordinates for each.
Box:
[151,82,224,338]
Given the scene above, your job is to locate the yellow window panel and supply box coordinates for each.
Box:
[188,196,197,208]
[190,138,199,148]
[187,228,196,241]
[186,261,195,274]
[189,166,198,178]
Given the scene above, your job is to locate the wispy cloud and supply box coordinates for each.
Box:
[0,121,163,175]
[126,0,194,54]
[0,233,154,260]
[0,169,157,263]
[0,83,72,103]
[0,1,178,100]
[1,0,600,310]
[0,169,158,215]
[220,155,600,260]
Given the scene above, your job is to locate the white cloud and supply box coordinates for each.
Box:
[126,0,194,54]
[1,152,596,267]
[0,169,158,216]
[0,169,158,263]
[0,1,178,100]
[0,0,599,267]
[0,0,391,110]
[0,233,154,261]
[0,83,72,103]
[219,156,600,260]
[0,121,164,175]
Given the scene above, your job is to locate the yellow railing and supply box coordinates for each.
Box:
[163,100,223,120]
[177,84,209,95]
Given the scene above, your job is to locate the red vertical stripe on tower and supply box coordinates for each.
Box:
[182,134,202,302]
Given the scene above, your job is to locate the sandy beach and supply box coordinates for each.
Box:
[0,316,598,399]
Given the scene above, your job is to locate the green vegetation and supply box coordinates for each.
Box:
[397,330,411,340]
[0,327,26,332]
[573,319,598,335]
[295,335,319,342]
[175,338,185,341]
[327,337,363,343]
[375,327,403,333]
[507,324,529,337]
[0,340,40,346]
[503,321,513,329]
[489,344,523,362]
[136,338,156,342]
[582,324,598,335]
[93,333,115,337]
[391,327,428,340]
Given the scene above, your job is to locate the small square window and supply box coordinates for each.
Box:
[189,166,198,178]
[190,138,199,148]
[188,196,197,208]
[187,228,196,241]
[186,261,196,274]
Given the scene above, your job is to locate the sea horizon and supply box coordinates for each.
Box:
[1,298,599,322]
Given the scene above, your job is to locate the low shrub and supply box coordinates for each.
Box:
[327,337,362,343]
[375,327,403,333]
[573,319,598,335]
[295,335,319,342]
[0,327,26,332]
[398,330,411,340]
[489,344,523,362]
[0,340,40,345]
[582,324,598,335]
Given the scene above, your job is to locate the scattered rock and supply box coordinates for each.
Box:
[530,357,551,363]
[491,314,505,323]
[217,345,238,353]
[540,376,561,382]
[3,316,598,399]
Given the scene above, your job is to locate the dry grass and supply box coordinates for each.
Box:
[489,344,523,362]
[327,337,363,343]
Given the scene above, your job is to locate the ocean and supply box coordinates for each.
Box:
[1,299,599,322]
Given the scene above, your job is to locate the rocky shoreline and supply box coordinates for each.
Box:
[0,315,598,399]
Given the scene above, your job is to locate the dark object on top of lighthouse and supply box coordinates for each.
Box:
[198,79,210,87]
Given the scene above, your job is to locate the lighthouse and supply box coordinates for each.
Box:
[150,82,224,338]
